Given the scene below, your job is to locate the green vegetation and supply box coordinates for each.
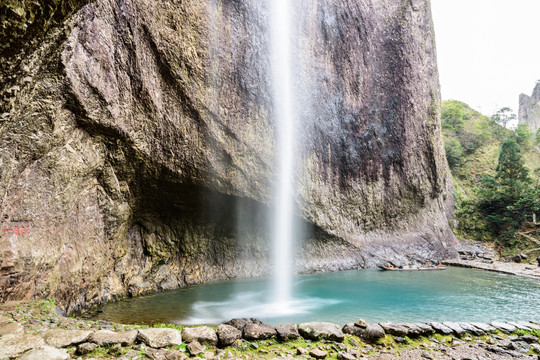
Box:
[477,139,539,241]
[441,101,540,254]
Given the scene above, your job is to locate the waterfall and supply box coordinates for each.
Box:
[271,0,295,306]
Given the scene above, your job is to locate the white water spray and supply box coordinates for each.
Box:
[271,0,295,306]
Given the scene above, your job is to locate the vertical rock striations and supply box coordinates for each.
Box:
[519,81,540,132]
[0,0,456,313]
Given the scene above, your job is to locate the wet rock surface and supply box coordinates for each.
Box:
[0,0,457,312]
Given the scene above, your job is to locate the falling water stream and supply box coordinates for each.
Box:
[270,0,295,307]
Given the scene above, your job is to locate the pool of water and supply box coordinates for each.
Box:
[90,267,540,326]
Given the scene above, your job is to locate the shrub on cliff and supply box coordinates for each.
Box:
[515,123,533,149]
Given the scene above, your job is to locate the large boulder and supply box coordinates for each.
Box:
[137,328,183,348]
[181,326,217,346]
[225,318,263,331]
[442,322,466,337]
[298,322,344,342]
[379,323,409,337]
[0,334,46,359]
[242,323,276,340]
[429,322,453,335]
[343,323,385,343]
[216,324,242,347]
[0,322,23,336]
[490,322,517,334]
[90,330,138,346]
[275,323,300,342]
[18,346,69,360]
[42,329,94,348]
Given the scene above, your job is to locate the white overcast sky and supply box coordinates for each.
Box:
[431,0,540,117]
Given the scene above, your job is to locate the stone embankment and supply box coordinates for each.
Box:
[444,241,540,280]
[1,301,540,359]
[443,259,540,280]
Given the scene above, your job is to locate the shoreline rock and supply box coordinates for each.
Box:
[1,301,539,359]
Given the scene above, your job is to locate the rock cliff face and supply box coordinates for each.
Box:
[0,0,457,313]
[519,81,540,132]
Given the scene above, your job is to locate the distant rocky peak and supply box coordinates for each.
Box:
[518,80,540,132]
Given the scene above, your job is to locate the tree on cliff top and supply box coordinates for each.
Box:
[490,107,516,129]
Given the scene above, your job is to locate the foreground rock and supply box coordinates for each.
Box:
[343,322,385,343]
[90,330,138,346]
[275,323,300,341]
[379,322,409,336]
[429,322,453,335]
[243,323,277,340]
[42,329,93,348]
[298,322,344,342]
[17,346,69,360]
[76,342,98,355]
[0,334,46,359]
[181,326,217,346]
[491,322,517,333]
[216,324,242,347]
[0,322,24,336]
[186,340,205,356]
[309,348,328,359]
[137,328,183,348]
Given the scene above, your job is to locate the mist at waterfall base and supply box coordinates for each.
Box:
[91,268,540,326]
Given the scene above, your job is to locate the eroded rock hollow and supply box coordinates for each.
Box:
[0,0,457,313]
